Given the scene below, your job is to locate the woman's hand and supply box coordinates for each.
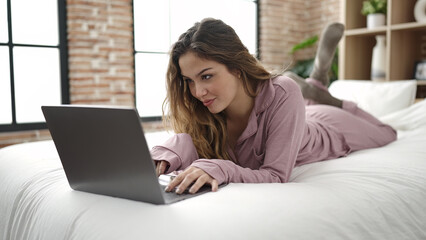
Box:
[155,160,169,176]
[165,167,218,194]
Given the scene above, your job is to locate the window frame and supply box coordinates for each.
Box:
[0,0,69,132]
[132,0,260,122]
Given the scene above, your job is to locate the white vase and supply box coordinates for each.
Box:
[367,13,386,29]
[414,0,426,22]
[371,35,386,82]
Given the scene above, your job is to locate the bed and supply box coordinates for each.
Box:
[1,80,426,240]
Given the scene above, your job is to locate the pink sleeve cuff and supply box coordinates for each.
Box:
[191,160,227,185]
[150,146,182,173]
[150,133,199,172]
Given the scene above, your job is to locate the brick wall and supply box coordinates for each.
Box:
[260,0,341,72]
[0,0,341,148]
[67,0,134,106]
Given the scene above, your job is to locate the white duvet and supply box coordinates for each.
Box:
[1,100,426,240]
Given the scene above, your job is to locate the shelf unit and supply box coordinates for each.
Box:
[339,0,426,97]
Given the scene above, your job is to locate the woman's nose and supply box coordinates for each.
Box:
[194,83,207,98]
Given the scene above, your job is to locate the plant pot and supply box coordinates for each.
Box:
[367,13,386,29]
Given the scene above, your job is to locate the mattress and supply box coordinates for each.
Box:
[1,99,426,240]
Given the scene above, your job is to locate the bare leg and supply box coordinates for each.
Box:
[309,22,344,87]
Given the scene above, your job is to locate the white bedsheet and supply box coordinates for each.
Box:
[1,100,426,240]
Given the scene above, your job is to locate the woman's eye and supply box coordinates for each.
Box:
[201,74,212,80]
[184,78,194,84]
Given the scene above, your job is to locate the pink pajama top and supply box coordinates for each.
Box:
[150,76,396,185]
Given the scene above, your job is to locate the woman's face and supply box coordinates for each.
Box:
[179,51,244,114]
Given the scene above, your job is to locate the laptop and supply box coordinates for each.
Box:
[41,105,212,204]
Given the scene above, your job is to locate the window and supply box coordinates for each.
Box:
[133,0,258,119]
[0,0,68,132]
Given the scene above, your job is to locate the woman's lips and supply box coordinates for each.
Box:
[203,99,215,107]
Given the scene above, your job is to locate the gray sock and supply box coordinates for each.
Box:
[283,71,316,99]
[309,22,344,86]
[284,71,342,108]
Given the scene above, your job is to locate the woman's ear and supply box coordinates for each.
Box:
[232,69,242,79]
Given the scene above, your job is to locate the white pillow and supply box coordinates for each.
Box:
[379,99,426,131]
[329,80,417,118]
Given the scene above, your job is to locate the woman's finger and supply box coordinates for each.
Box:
[158,161,167,176]
[210,179,219,192]
[188,174,209,194]
[175,170,200,194]
[155,161,168,176]
[155,162,160,176]
[189,174,219,193]
[165,167,218,194]
[165,171,186,192]
[155,161,162,176]
[166,167,200,194]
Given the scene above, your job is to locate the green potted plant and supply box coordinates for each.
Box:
[361,0,387,29]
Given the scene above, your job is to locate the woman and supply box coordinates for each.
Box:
[151,18,396,195]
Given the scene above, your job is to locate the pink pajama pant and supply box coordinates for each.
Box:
[305,78,397,152]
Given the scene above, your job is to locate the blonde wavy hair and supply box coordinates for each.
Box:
[163,18,272,161]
